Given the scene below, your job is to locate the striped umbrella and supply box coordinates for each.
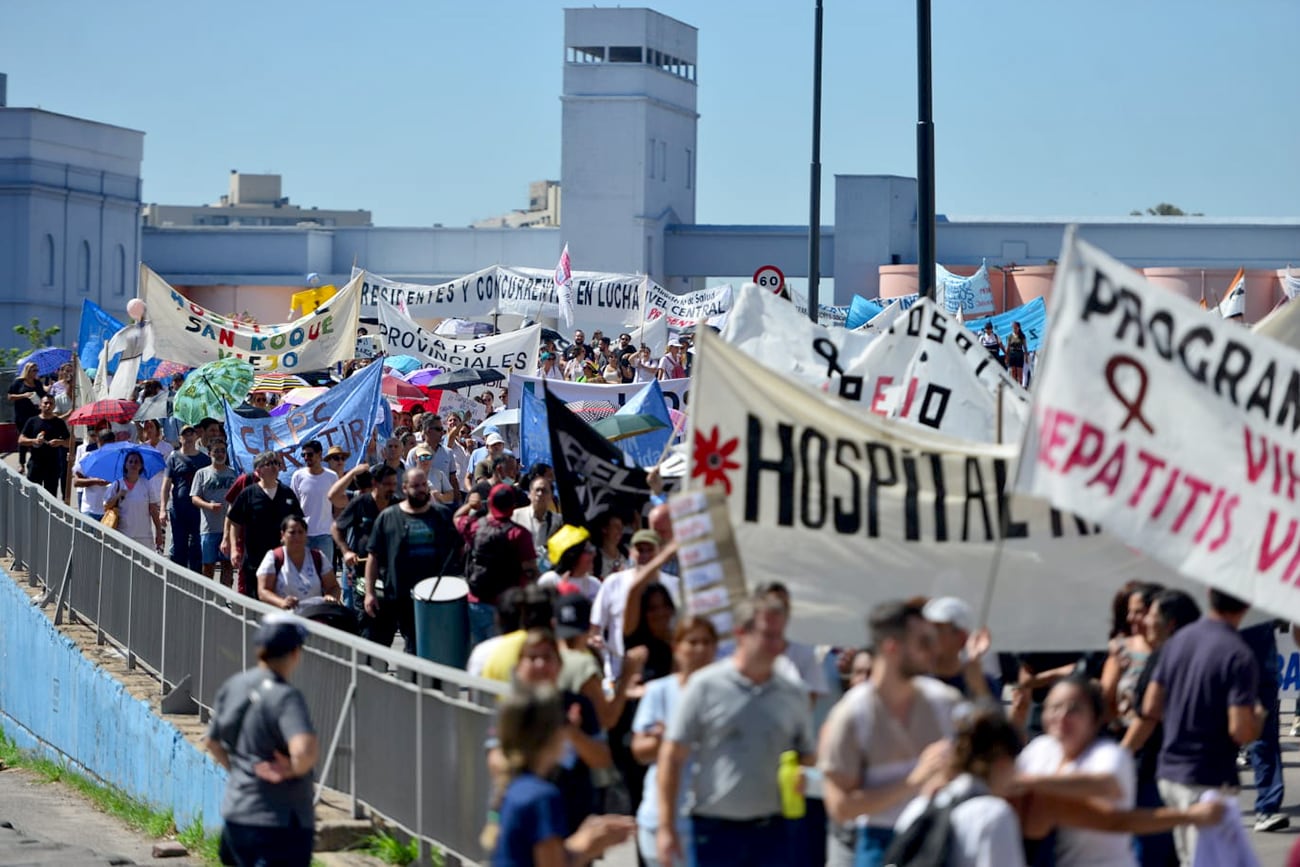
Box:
[252,372,310,393]
[282,386,330,406]
[564,400,618,424]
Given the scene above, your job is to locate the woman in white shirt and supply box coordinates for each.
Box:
[537,525,602,601]
[893,706,1027,867]
[256,515,341,611]
[104,450,164,550]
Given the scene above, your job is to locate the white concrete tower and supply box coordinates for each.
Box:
[560,8,697,290]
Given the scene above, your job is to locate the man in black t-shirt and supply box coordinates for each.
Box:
[228,451,304,599]
[19,396,71,495]
[161,425,211,573]
[363,468,457,653]
[332,464,400,616]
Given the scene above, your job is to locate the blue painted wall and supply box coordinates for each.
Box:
[0,564,226,830]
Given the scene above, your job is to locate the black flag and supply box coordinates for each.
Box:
[545,388,651,525]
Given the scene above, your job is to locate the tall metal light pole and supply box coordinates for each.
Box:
[916,0,936,299]
[806,0,824,322]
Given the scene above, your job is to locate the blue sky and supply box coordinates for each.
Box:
[5,1,1297,227]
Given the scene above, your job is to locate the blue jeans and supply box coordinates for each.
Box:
[689,815,788,867]
[1248,686,1284,814]
[307,534,334,565]
[1133,778,1175,867]
[468,601,500,649]
[853,825,895,867]
[169,503,203,572]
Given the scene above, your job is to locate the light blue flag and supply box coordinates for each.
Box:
[77,299,160,379]
[866,293,921,313]
[962,296,1048,351]
[616,378,672,468]
[223,359,390,482]
[519,387,551,473]
[845,296,885,330]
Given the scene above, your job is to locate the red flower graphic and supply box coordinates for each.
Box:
[693,426,741,494]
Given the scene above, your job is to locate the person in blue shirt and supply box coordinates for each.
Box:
[490,685,634,866]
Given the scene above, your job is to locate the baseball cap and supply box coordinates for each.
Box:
[180,424,197,435]
[254,613,308,657]
[547,524,591,567]
[554,592,592,639]
[922,597,974,633]
[485,432,505,446]
[488,483,516,519]
[630,529,662,548]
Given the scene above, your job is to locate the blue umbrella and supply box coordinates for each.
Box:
[382,355,422,376]
[16,347,73,377]
[78,442,168,481]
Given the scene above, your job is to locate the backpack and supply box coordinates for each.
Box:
[465,517,522,604]
[272,547,324,579]
[881,790,977,867]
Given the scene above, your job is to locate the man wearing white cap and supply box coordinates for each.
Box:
[921,597,996,701]
[468,431,508,488]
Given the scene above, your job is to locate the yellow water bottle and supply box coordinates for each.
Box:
[778,750,806,819]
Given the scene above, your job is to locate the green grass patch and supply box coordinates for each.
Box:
[359,829,427,865]
[0,725,222,862]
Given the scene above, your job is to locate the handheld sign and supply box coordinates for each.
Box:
[753,265,785,294]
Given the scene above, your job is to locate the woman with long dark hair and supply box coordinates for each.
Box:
[8,362,46,474]
[104,450,164,551]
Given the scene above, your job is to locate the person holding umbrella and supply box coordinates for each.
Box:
[104,449,165,550]
[8,362,47,474]
[73,427,119,520]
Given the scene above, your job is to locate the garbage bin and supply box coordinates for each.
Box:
[412,576,470,669]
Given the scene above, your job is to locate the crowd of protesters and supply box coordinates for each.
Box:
[8,329,1293,867]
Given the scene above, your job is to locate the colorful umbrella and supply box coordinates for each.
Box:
[173,357,254,424]
[67,399,140,426]
[382,355,422,376]
[15,347,73,377]
[152,360,192,380]
[382,374,426,401]
[591,412,670,442]
[78,442,168,481]
[402,368,444,387]
[252,372,309,393]
[282,386,330,406]
[426,368,505,391]
[564,400,618,424]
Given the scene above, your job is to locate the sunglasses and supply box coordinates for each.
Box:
[418,454,434,462]
[327,455,346,462]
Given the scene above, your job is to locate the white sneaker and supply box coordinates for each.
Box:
[1255,813,1290,833]
[1290,718,1300,737]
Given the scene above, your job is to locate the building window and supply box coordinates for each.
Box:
[608,46,643,63]
[659,141,668,182]
[113,245,127,296]
[77,240,91,292]
[568,46,604,63]
[648,138,656,179]
[686,148,693,190]
[40,234,55,286]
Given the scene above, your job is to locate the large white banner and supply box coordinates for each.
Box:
[508,374,691,412]
[721,285,1026,442]
[1019,234,1300,624]
[356,266,644,330]
[376,299,540,374]
[644,281,733,330]
[143,266,361,371]
[689,327,1183,650]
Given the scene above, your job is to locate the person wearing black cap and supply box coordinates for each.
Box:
[205,613,319,866]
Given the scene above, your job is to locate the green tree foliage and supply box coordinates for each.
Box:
[1,318,62,367]
[1129,203,1203,216]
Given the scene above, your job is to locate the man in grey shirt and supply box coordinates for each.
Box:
[206,614,319,866]
[656,594,815,866]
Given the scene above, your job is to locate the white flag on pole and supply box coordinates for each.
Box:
[554,244,575,329]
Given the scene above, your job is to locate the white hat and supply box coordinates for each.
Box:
[485,432,505,446]
[667,339,682,348]
[922,597,974,633]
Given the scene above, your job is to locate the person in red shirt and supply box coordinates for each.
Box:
[455,483,538,648]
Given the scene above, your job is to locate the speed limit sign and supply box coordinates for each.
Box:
[753,265,785,293]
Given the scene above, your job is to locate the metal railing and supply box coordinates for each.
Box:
[0,463,507,864]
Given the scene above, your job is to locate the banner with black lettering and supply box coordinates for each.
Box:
[545,388,651,524]
[644,281,733,330]
[508,374,691,413]
[1019,233,1300,624]
[355,266,644,330]
[144,266,361,371]
[376,298,540,374]
[688,326,1182,649]
[721,285,1026,442]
